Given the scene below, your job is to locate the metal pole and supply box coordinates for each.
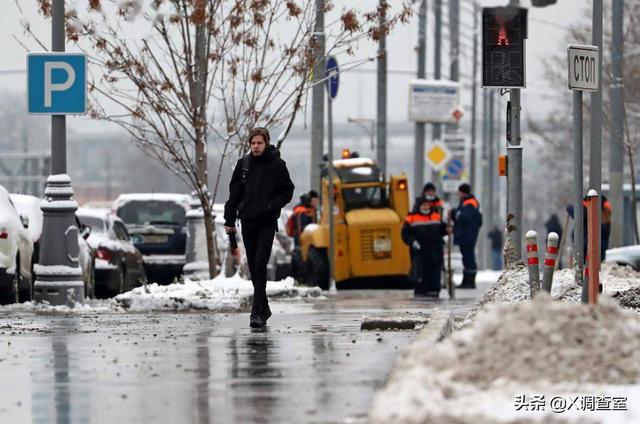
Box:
[327,94,336,293]
[311,0,325,192]
[449,0,460,82]
[377,0,388,176]
[432,0,442,182]
[609,0,624,248]
[34,0,84,305]
[590,0,603,258]
[487,90,495,257]
[505,0,522,260]
[507,88,522,260]
[574,90,586,300]
[470,1,478,190]
[414,0,427,198]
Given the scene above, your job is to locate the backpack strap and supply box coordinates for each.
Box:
[241,154,250,185]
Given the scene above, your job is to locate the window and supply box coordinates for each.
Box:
[342,186,389,211]
[113,221,130,241]
[117,200,187,226]
[77,216,106,233]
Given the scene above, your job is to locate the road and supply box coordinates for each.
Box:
[0,285,490,424]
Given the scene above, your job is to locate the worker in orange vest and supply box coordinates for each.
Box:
[402,196,450,298]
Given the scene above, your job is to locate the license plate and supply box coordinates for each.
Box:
[373,238,392,253]
[143,235,169,244]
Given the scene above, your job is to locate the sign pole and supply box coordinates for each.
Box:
[573,89,585,300]
[327,92,336,293]
[34,0,84,305]
[326,57,339,293]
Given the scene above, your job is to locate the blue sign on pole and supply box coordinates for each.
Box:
[27,52,87,115]
[447,158,465,178]
[325,56,339,99]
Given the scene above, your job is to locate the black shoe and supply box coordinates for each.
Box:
[250,313,266,328]
[459,272,477,289]
[263,303,272,322]
[425,291,440,298]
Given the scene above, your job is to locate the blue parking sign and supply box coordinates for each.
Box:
[27,52,87,114]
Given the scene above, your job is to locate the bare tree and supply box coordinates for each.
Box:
[20,0,412,278]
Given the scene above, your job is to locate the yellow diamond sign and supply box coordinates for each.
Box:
[425,141,452,170]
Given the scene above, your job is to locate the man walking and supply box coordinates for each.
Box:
[224,127,295,328]
[450,183,482,289]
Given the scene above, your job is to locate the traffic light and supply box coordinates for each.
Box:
[482,7,528,88]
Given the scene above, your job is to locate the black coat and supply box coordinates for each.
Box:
[452,194,482,247]
[401,211,448,265]
[224,145,295,226]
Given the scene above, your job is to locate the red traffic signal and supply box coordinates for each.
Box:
[482,7,527,88]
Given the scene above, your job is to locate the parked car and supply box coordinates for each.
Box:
[10,193,95,298]
[112,194,190,284]
[0,186,34,304]
[605,245,640,271]
[77,208,146,298]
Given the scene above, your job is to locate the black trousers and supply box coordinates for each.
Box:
[459,244,477,273]
[242,220,276,312]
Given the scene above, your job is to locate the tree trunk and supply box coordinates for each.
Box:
[202,202,217,279]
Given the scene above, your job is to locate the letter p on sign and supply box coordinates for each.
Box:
[28,53,87,114]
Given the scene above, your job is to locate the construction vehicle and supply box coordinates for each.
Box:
[299,150,411,289]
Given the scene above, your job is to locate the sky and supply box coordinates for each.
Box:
[0,1,591,135]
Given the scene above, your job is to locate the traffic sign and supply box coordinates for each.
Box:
[425,141,452,171]
[567,44,599,91]
[447,158,464,178]
[27,52,87,114]
[408,79,461,123]
[326,56,339,99]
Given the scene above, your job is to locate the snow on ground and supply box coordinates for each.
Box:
[373,264,640,423]
[371,295,640,424]
[114,275,323,312]
[0,298,123,314]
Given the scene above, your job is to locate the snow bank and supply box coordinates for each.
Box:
[0,298,122,314]
[371,295,640,424]
[114,275,322,312]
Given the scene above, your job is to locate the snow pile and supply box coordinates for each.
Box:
[371,295,640,424]
[114,275,322,312]
[0,298,122,314]
[469,263,640,318]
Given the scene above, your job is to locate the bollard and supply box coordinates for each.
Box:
[525,230,540,298]
[586,189,600,305]
[541,232,559,293]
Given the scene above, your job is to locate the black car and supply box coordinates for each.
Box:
[112,194,190,284]
[77,208,146,298]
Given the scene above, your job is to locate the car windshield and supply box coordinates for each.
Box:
[117,200,186,226]
[78,216,106,233]
[342,185,389,211]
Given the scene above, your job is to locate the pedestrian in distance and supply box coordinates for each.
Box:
[487,225,503,271]
[402,196,450,298]
[287,194,316,246]
[413,182,445,215]
[224,127,295,328]
[450,183,482,289]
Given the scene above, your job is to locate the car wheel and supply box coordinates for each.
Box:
[291,247,307,284]
[307,247,329,291]
[119,265,127,294]
[12,255,21,304]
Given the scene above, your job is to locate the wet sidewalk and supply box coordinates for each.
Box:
[0,288,487,423]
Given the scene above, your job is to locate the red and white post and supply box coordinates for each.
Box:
[525,230,540,298]
[541,232,559,293]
